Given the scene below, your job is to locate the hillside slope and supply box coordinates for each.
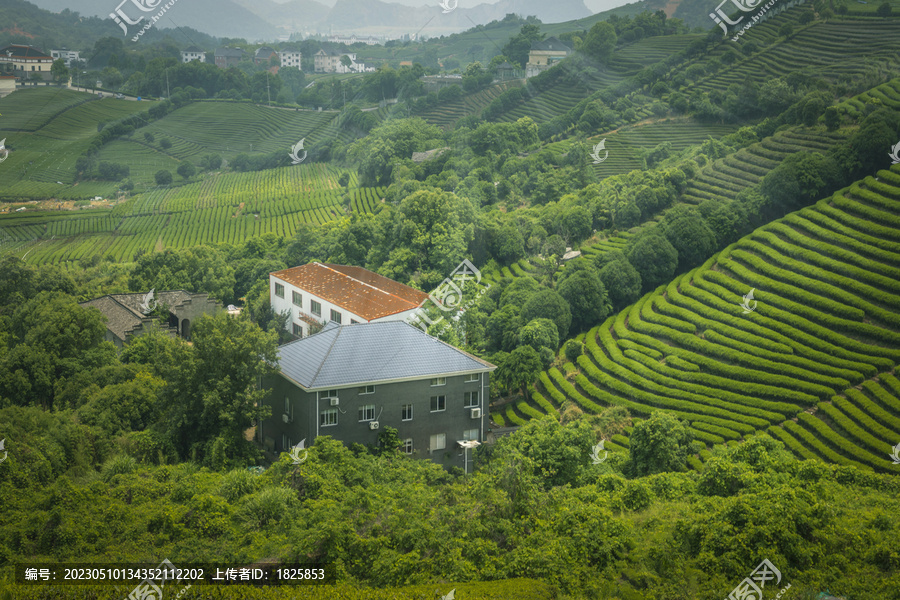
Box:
[511,164,900,475]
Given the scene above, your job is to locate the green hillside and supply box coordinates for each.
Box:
[509,165,900,475]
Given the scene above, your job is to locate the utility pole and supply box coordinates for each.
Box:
[266,71,271,105]
[165,68,170,98]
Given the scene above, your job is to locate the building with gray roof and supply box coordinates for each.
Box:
[259,320,495,470]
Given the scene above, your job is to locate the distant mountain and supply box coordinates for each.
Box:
[24,0,590,39]
[317,0,590,33]
[26,0,278,40]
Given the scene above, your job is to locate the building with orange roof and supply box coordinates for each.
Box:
[269,262,430,337]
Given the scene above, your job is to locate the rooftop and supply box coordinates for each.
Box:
[530,37,572,53]
[271,263,429,321]
[0,44,51,59]
[277,321,495,390]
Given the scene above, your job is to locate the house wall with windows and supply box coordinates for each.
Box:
[269,272,421,337]
[260,371,489,469]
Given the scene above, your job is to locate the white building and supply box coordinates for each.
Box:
[269,262,429,338]
[181,46,206,63]
[50,49,80,66]
[279,48,302,69]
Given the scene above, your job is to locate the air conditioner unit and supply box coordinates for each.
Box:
[369,421,380,430]
[282,413,291,424]
[470,408,482,419]
[329,397,339,407]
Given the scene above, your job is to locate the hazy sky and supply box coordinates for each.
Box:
[270,0,634,14]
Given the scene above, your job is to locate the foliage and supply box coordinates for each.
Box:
[628,411,694,477]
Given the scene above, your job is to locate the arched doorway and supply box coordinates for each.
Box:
[181,318,191,341]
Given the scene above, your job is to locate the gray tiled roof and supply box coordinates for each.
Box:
[81,296,142,342]
[278,321,495,391]
[530,37,571,52]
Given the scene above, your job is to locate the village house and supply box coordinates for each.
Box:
[214,47,246,69]
[50,49,81,66]
[314,48,357,73]
[0,45,53,82]
[269,262,428,338]
[254,46,278,66]
[81,290,220,348]
[279,48,302,69]
[259,320,495,470]
[525,37,571,79]
[181,46,206,63]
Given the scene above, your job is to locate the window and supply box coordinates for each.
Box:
[320,408,337,426]
[430,395,446,412]
[401,403,413,421]
[282,434,288,451]
[359,385,375,395]
[318,390,338,401]
[430,433,446,451]
[292,323,302,337]
[402,439,413,454]
[311,300,321,316]
[430,377,446,387]
[350,319,359,324]
[463,429,479,441]
[275,283,285,298]
[284,396,291,415]
[330,309,342,324]
[464,391,479,408]
[465,373,479,383]
[358,404,375,421]
[292,290,302,306]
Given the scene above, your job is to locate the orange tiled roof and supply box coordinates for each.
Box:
[271,263,429,321]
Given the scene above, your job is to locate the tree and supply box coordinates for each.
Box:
[154,170,173,185]
[597,251,642,311]
[159,138,172,150]
[627,233,678,293]
[557,268,611,335]
[162,312,279,467]
[496,345,542,400]
[177,162,196,180]
[502,24,544,68]
[563,339,583,362]
[877,1,892,16]
[628,411,693,477]
[583,22,617,64]
[50,59,69,85]
[521,290,571,344]
[338,173,350,188]
[491,223,526,265]
[520,318,560,354]
[663,212,717,272]
[799,10,815,24]
[340,55,353,69]
[779,23,794,38]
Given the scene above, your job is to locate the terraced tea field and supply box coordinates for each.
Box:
[680,127,848,205]
[0,164,384,266]
[694,17,900,95]
[418,80,523,129]
[135,101,347,161]
[0,89,159,199]
[502,165,900,474]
